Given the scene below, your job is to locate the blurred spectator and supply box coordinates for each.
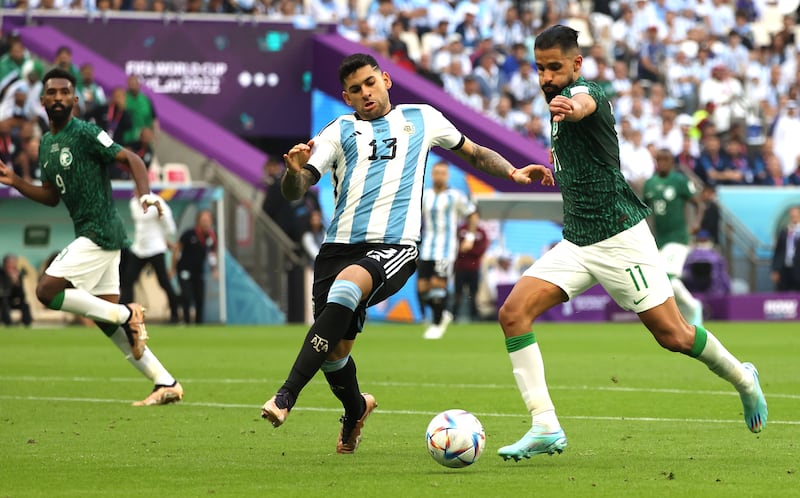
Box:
[77,63,107,117]
[171,209,218,324]
[261,156,320,323]
[0,119,23,174]
[11,121,38,181]
[128,126,155,170]
[458,74,484,112]
[124,75,158,146]
[367,0,396,40]
[771,99,800,176]
[0,253,32,327]
[666,48,701,114]
[637,24,667,83]
[441,59,467,101]
[683,229,731,296]
[301,209,325,262]
[699,65,746,136]
[788,162,800,186]
[489,92,528,134]
[505,59,538,104]
[87,87,133,145]
[723,137,754,184]
[453,211,488,322]
[771,206,800,291]
[491,4,524,53]
[697,184,721,245]
[420,19,449,58]
[433,33,471,75]
[0,37,29,91]
[52,46,82,87]
[483,251,521,317]
[718,30,750,78]
[694,133,731,186]
[611,4,637,63]
[414,52,443,87]
[454,2,481,50]
[619,127,654,198]
[121,192,180,323]
[762,153,789,186]
[471,51,502,102]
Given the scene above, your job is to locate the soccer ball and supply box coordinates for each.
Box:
[425,409,486,468]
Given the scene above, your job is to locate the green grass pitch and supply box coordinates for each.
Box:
[1,321,798,497]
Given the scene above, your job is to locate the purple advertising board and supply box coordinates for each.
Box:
[2,13,336,138]
[498,282,800,322]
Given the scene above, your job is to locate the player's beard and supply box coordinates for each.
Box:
[45,104,73,128]
[541,77,574,103]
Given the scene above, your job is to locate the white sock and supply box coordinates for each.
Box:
[61,289,131,324]
[109,327,176,386]
[509,342,560,431]
[696,329,753,394]
[671,278,700,312]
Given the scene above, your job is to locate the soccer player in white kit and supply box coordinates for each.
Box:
[418,161,476,339]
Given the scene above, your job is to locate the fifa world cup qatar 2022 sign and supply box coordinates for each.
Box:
[10,14,335,138]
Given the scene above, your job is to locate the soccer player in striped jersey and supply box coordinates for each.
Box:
[260,53,554,453]
[0,68,183,406]
[418,161,476,339]
[496,25,767,462]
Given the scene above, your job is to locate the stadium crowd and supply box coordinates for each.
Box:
[4,1,800,189]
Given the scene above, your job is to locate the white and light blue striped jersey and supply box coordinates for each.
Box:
[419,188,476,261]
[305,104,464,246]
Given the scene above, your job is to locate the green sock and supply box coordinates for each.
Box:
[49,290,65,310]
[505,332,536,353]
[690,325,708,358]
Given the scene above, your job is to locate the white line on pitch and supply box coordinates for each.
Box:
[1,375,799,400]
[1,394,798,426]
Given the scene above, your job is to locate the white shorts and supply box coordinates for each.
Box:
[659,242,690,278]
[45,237,121,295]
[522,220,673,313]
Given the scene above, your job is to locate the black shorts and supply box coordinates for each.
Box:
[313,243,418,340]
[417,259,453,280]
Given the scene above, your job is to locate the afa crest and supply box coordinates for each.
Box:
[59,148,73,169]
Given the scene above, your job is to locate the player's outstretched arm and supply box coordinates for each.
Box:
[453,138,554,187]
[117,148,162,217]
[281,140,315,201]
[0,159,60,206]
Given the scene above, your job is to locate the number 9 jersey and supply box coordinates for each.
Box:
[39,118,128,250]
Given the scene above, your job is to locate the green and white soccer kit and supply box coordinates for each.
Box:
[524,77,673,312]
[39,118,127,294]
[643,171,696,277]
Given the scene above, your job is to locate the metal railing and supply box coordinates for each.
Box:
[203,160,302,315]
[718,203,774,291]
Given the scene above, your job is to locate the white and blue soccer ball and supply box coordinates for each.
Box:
[425,409,486,468]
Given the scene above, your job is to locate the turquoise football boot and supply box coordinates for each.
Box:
[498,425,567,461]
[740,362,768,433]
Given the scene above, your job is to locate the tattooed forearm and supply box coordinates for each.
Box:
[464,144,515,178]
[281,169,312,201]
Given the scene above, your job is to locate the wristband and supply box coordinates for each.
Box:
[509,169,517,180]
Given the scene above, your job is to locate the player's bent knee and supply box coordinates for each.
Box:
[498,302,530,331]
[652,327,694,353]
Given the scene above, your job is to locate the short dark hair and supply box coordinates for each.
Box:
[338,53,379,86]
[534,24,579,53]
[42,67,77,90]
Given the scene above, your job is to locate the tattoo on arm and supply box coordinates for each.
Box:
[461,144,514,178]
[281,169,313,201]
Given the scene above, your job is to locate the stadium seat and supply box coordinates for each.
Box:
[162,163,192,184]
